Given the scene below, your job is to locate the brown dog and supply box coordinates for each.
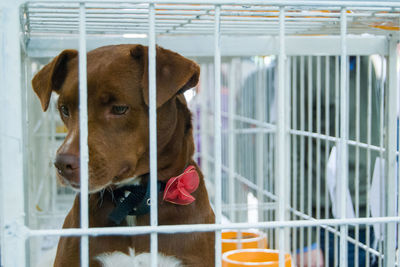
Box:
[32,44,215,267]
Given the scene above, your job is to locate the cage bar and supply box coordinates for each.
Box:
[20,0,400,7]
[228,58,237,222]
[148,3,158,267]
[324,55,330,267]
[355,54,360,267]
[339,7,349,267]
[25,216,400,237]
[78,3,89,267]
[316,55,322,267]
[383,35,398,267]
[306,54,313,267]
[366,54,372,267]
[276,6,289,267]
[214,5,222,267]
[0,2,27,267]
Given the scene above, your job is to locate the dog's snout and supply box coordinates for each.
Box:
[54,154,80,184]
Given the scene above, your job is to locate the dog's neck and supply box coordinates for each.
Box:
[135,97,195,182]
[108,174,167,225]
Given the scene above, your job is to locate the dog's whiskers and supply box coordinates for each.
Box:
[97,188,106,207]
[105,186,116,203]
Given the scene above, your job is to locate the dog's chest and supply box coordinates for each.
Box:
[96,248,183,267]
[96,216,184,266]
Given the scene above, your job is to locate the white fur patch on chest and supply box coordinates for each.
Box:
[96,248,183,267]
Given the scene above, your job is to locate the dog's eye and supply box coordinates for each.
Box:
[111,105,129,115]
[60,105,70,117]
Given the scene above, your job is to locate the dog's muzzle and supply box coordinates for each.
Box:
[54,153,80,185]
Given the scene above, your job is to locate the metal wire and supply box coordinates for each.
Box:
[213,5,222,267]
[26,216,400,237]
[78,3,89,266]
[23,2,400,37]
[339,8,349,267]
[148,4,158,267]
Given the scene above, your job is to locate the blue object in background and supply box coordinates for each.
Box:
[320,227,378,267]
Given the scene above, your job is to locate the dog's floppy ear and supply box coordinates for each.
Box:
[131,45,200,108]
[32,49,78,111]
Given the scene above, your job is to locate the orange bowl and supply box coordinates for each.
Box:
[222,249,292,267]
[222,231,268,253]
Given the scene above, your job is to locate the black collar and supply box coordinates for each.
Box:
[108,176,166,225]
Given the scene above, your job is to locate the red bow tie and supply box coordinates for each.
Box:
[163,165,199,205]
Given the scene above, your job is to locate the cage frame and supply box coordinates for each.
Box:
[1,1,400,267]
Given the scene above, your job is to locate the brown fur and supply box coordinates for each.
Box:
[32,44,215,267]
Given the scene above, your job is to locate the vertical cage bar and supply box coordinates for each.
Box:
[286,52,292,245]
[200,64,209,181]
[366,57,372,267]
[50,98,57,214]
[22,47,31,267]
[0,2,26,266]
[285,50,292,259]
[324,55,330,267]
[267,62,274,245]
[214,5,222,267]
[383,36,398,267]
[192,96,199,165]
[398,25,400,265]
[355,55,360,267]
[0,22,2,264]
[291,56,298,258]
[148,4,158,267]
[228,59,236,222]
[339,8,349,267]
[277,6,289,267]
[256,59,264,223]
[316,56,321,267]
[398,44,400,267]
[306,55,312,267]
[378,53,385,267]
[78,3,89,267]
[334,55,339,267]
[299,55,305,267]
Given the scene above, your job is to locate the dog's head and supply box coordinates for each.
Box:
[32,44,199,193]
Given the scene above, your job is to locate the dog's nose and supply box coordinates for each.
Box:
[54,154,80,184]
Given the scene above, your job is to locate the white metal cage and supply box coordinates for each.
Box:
[1,1,400,267]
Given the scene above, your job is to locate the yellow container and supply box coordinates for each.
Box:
[222,249,292,267]
[222,231,268,253]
